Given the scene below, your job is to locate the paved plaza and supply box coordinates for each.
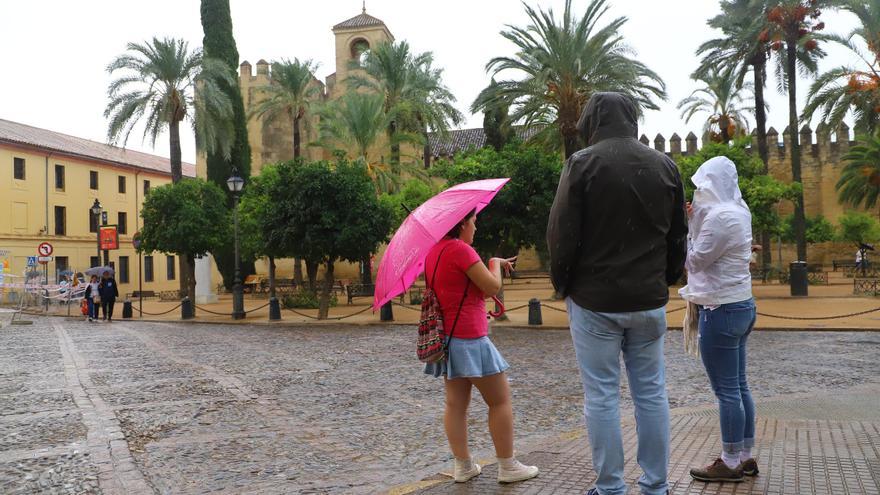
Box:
[1,318,879,494]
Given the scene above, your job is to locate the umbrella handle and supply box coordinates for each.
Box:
[488,296,505,318]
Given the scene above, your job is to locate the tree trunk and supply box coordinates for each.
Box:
[318,260,334,320]
[169,118,183,184]
[720,116,731,144]
[306,260,318,291]
[753,58,774,270]
[187,254,197,305]
[268,255,276,300]
[563,134,580,159]
[786,41,807,261]
[293,115,301,159]
[178,256,188,303]
[422,128,431,169]
[293,258,303,286]
[388,123,400,172]
[753,59,770,172]
[360,254,372,285]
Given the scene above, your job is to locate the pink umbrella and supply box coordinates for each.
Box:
[373,178,510,310]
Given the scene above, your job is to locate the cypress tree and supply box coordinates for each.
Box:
[200,0,254,288]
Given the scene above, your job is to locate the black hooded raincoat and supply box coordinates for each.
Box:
[547,92,688,313]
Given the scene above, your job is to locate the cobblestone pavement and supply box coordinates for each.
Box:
[1,318,878,494]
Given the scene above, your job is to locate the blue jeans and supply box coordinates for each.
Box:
[87,297,98,319]
[699,298,756,457]
[567,299,670,495]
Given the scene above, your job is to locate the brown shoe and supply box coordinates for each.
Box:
[690,458,744,482]
[739,458,759,476]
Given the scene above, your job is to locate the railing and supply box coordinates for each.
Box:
[854,278,880,296]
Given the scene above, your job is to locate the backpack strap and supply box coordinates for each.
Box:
[429,241,471,341]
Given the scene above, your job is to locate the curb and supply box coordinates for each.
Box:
[5,312,880,332]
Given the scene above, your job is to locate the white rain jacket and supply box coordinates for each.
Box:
[678,156,753,306]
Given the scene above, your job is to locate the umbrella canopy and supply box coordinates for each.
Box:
[85,266,115,278]
[373,178,509,310]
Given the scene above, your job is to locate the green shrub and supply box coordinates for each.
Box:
[282,289,337,309]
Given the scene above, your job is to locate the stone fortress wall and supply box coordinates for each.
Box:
[642,123,875,266]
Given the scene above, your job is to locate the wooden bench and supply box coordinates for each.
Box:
[833,260,858,271]
[129,290,156,299]
[346,284,375,305]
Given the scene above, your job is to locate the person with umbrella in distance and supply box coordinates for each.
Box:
[84,274,100,322]
[98,270,118,322]
[373,179,538,485]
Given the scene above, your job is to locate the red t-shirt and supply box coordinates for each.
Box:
[424,239,487,339]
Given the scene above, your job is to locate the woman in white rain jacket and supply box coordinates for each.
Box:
[679,156,758,483]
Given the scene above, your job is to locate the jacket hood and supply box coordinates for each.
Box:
[691,156,745,206]
[576,92,639,146]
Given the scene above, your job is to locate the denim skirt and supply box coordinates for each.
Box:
[424,336,509,379]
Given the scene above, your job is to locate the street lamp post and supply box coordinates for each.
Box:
[227,169,245,320]
[91,199,102,266]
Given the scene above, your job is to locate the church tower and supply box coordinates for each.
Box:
[326,5,394,98]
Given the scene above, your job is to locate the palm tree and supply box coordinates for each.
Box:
[678,67,754,143]
[837,131,880,217]
[411,60,464,168]
[247,58,320,286]
[248,58,321,159]
[347,41,463,170]
[472,0,667,159]
[765,0,829,261]
[105,37,235,183]
[695,0,772,168]
[803,0,880,134]
[314,91,421,193]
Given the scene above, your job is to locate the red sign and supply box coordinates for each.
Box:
[38,242,54,256]
[99,225,119,250]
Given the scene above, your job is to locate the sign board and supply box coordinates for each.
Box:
[38,256,53,264]
[26,256,37,267]
[38,242,54,256]
[99,225,119,250]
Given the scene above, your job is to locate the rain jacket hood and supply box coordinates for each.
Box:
[691,156,748,208]
[576,92,639,146]
[679,156,753,306]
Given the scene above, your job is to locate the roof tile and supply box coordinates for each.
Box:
[0,119,195,177]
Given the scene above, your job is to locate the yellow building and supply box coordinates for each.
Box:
[0,118,191,295]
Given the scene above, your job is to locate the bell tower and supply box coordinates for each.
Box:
[327,5,394,98]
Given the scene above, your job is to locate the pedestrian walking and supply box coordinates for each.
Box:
[679,156,758,483]
[423,209,539,484]
[547,92,688,495]
[84,275,100,322]
[99,271,118,322]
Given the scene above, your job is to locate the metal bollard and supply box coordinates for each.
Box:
[181,297,194,320]
[528,298,543,325]
[122,300,133,319]
[380,301,394,322]
[269,297,281,321]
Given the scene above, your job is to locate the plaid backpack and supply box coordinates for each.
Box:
[417,244,469,363]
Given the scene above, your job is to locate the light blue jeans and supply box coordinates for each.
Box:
[567,299,670,495]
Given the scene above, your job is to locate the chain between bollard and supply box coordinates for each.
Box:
[756,306,880,320]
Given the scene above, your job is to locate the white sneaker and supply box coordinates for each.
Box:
[497,458,539,483]
[453,458,482,483]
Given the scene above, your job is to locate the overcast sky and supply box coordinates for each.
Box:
[0,0,862,163]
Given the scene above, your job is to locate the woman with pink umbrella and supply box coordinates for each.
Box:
[374,179,538,485]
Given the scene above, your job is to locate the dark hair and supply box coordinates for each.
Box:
[446,209,477,239]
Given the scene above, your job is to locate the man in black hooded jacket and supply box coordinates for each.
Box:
[547,92,687,495]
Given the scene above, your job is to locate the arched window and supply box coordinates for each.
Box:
[350,39,370,64]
